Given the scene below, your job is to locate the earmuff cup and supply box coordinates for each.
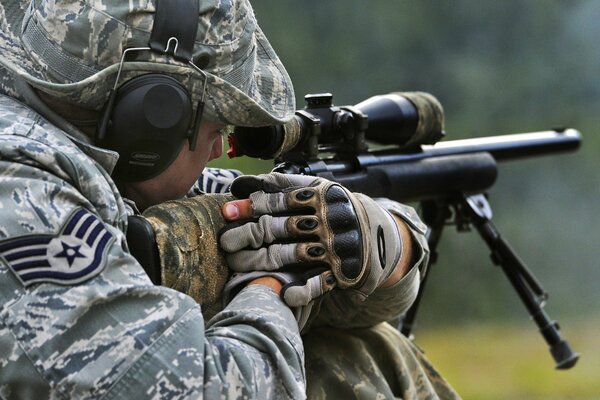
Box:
[100,74,193,182]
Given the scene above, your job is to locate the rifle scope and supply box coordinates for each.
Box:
[228,92,445,160]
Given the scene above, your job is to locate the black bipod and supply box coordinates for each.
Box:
[400,193,579,369]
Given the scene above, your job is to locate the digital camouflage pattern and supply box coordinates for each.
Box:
[304,322,461,400]
[0,0,460,395]
[0,0,295,126]
[0,94,305,399]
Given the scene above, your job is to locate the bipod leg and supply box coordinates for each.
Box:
[463,194,579,369]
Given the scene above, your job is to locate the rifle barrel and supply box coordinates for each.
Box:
[286,129,581,202]
[420,129,581,161]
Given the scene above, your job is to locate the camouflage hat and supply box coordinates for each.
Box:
[0,0,295,126]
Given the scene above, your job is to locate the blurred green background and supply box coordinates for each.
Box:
[210,1,600,398]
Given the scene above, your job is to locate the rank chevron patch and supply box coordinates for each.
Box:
[0,208,114,286]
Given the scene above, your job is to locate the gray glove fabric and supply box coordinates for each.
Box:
[219,173,403,301]
[222,269,335,331]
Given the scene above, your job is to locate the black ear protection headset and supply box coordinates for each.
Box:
[96,0,208,182]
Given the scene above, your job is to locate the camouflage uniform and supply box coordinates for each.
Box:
[0,88,305,399]
[0,0,306,397]
[0,0,461,396]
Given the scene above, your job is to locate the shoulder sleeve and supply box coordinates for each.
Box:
[102,285,305,400]
[0,137,304,399]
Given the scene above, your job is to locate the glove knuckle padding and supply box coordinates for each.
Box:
[143,194,233,320]
[285,182,366,287]
[286,215,319,236]
[225,173,403,298]
[324,185,365,283]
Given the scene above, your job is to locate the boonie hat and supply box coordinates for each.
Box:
[0,0,295,126]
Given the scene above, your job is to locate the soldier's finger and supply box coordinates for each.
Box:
[281,270,337,307]
[220,215,321,252]
[251,187,321,216]
[221,215,286,252]
[249,191,289,215]
[225,243,297,272]
[225,242,328,272]
[222,199,253,221]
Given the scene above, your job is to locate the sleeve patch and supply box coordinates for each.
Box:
[0,208,114,286]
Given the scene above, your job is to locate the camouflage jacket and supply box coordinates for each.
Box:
[0,91,305,399]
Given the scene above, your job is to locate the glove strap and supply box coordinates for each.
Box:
[352,193,403,296]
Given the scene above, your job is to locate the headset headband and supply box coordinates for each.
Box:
[150,0,199,62]
[96,0,207,148]
[96,0,209,182]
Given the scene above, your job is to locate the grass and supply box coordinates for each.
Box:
[413,317,600,399]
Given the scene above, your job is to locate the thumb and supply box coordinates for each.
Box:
[222,199,253,221]
[281,270,336,307]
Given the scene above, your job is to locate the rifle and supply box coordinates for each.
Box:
[227,92,581,370]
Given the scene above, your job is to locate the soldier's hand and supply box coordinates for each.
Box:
[222,269,326,331]
[219,173,405,304]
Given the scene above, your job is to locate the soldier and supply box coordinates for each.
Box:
[0,0,460,399]
[0,0,304,398]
